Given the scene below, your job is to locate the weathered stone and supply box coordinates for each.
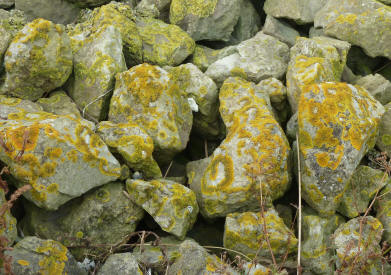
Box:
[36,91,83,120]
[298,82,385,216]
[0,0,14,9]
[5,237,87,275]
[308,27,325,38]
[243,262,288,275]
[0,188,17,246]
[205,32,289,87]
[355,74,391,105]
[96,121,162,179]
[169,0,242,42]
[262,15,300,47]
[190,44,237,72]
[224,210,297,261]
[67,0,111,8]
[338,165,388,218]
[0,95,42,118]
[22,182,144,260]
[1,19,73,101]
[375,183,391,244]
[136,0,171,21]
[126,178,199,239]
[97,253,143,275]
[109,64,193,163]
[376,102,391,156]
[315,0,391,59]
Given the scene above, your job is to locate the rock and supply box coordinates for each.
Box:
[0,24,12,68]
[0,109,121,210]
[5,236,87,275]
[136,17,195,66]
[205,32,289,87]
[136,0,171,21]
[165,63,220,138]
[376,102,391,156]
[96,121,162,179]
[21,182,144,260]
[375,183,391,244]
[15,0,80,25]
[68,24,127,121]
[0,95,42,118]
[314,0,391,59]
[243,262,288,275]
[67,0,111,8]
[1,19,73,101]
[338,165,388,218]
[264,0,327,24]
[355,74,391,105]
[301,207,345,274]
[0,0,13,9]
[286,112,298,140]
[332,216,384,274]
[262,15,300,47]
[126,178,199,239]
[108,64,193,163]
[36,91,83,120]
[308,27,325,38]
[97,253,143,275]
[298,82,385,216]
[275,204,293,228]
[169,0,242,42]
[0,188,17,246]
[191,77,291,218]
[223,210,297,261]
[190,44,237,72]
[286,36,350,113]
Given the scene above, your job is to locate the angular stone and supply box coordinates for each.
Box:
[1,19,73,101]
[36,91,83,120]
[96,121,162,179]
[0,24,11,64]
[109,64,193,163]
[205,32,289,87]
[67,0,111,8]
[376,103,391,156]
[355,74,391,105]
[262,15,300,47]
[298,82,384,216]
[0,95,42,119]
[0,0,14,9]
[375,183,391,244]
[97,253,143,275]
[169,0,242,42]
[190,44,237,72]
[315,0,391,59]
[0,188,17,246]
[136,0,171,21]
[126,178,199,239]
[5,237,86,275]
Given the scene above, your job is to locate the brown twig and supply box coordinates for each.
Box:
[296,133,302,275]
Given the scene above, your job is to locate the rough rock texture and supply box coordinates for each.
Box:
[205,31,290,86]
[224,210,297,261]
[1,19,73,101]
[0,0,14,9]
[169,0,242,42]
[315,0,391,59]
[376,102,391,156]
[67,0,111,8]
[0,107,121,210]
[0,188,17,246]
[96,121,162,179]
[190,44,237,72]
[5,236,87,275]
[97,253,143,275]
[298,82,384,216]
[190,78,291,218]
[126,179,199,239]
[136,0,171,21]
[0,95,42,117]
[355,74,391,105]
[375,183,391,244]
[262,15,300,47]
[109,64,193,163]
[36,91,84,120]
[21,182,144,260]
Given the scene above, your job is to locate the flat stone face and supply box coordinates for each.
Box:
[97,253,143,275]
[262,15,300,47]
[190,44,237,72]
[355,73,391,105]
[377,103,391,156]
[375,184,391,244]
[314,0,391,59]
[298,82,384,216]
[67,0,111,8]
[36,91,83,120]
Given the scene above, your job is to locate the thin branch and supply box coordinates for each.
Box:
[296,133,302,275]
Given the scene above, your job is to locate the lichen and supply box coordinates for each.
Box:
[170,0,218,24]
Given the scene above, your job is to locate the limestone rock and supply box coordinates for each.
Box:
[355,74,391,105]
[36,91,83,120]
[262,15,300,47]
[97,253,143,275]
[376,102,391,156]
[190,44,237,72]
[0,95,42,119]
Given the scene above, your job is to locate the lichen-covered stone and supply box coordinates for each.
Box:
[332,216,384,274]
[223,210,298,261]
[193,77,290,218]
[22,182,144,260]
[68,24,126,121]
[0,95,42,119]
[0,188,17,246]
[5,236,87,275]
[190,44,237,72]
[67,0,111,8]
[355,74,391,105]
[0,25,11,66]
[338,165,388,218]
[1,19,73,101]
[109,64,193,163]
[96,121,162,179]
[97,253,143,275]
[314,0,391,59]
[264,0,328,24]
[165,63,220,138]
[205,32,289,87]
[262,15,300,47]
[136,17,195,66]
[169,0,242,42]
[15,0,80,25]
[298,82,385,216]
[286,36,350,113]
[243,262,288,275]
[36,91,83,120]
[376,102,391,158]
[0,109,121,210]
[375,183,391,244]
[136,0,171,21]
[0,0,14,9]
[126,178,199,239]
[301,207,345,274]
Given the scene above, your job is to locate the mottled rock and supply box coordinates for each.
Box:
[1,19,73,101]
[206,32,289,86]
[224,210,297,261]
[109,64,193,163]
[355,74,391,105]
[192,78,290,218]
[338,165,388,218]
[262,15,300,47]
[5,237,86,275]
[97,253,143,275]
[308,27,325,38]
[375,183,391,244]
[22,182,144,260]
[0,95,42,118]
[376,102,391,156]
[67,0,111,8]
[126,178,198,239]
[298,82,385,216]
[315,0,391,59]
[190,44,237,72]
[243,262,288,275]
[169,0,242,42]
[0,0,13,9]
[136,0,171,21]
[96,121,162,179]
[36,91,83,120]
[0,188,17,246]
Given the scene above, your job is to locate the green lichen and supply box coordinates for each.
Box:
[170,0,218,24]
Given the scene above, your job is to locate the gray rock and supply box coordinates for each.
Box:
[308,27,325,38]
[355,74,391,105]
[36,91,83,120]
[286,112,298,140]
[136,0,171,21]
[190,44,237,72]
[97,253,143,275]
[67,0,111,8]
[0,188,17,246]
[262,15,300,47]
[0,95,42,119]
[0,0,13,9]
[375,183,391,245]
[376,102,391,156]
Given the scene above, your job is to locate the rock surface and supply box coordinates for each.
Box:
[97,253,143,275]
